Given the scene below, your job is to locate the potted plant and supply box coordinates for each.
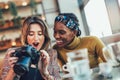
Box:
[0,8,5,26]
[29,0,38,15]
[8,2,21,27]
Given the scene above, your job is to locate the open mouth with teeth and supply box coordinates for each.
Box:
[56,40,64,46]
[33,42,39,47]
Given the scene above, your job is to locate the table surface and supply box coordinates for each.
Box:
[61,66,120,80]
[91,66,120,80]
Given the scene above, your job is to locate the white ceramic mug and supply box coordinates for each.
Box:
[62,63,74,78]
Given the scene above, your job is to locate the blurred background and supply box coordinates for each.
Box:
[0,0,120,68]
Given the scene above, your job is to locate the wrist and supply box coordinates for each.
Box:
[5,69,16,80]
[42,70,49,78]
[42,70,54,80]
[9,69,16,76]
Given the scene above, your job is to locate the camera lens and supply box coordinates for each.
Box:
[13,57,31,76]
[14,64,27,76]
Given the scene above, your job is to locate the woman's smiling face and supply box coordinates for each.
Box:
[27,23,45,51]
[54,22,76,48]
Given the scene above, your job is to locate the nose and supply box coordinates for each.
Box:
[34,34,39,41]
[54,33,60,39]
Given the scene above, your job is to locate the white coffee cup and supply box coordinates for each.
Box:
[62,63,74,78]
[62,63,72,72]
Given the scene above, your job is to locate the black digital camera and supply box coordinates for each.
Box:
[11,45,40,76]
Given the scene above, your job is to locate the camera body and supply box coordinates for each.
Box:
[11,45,40,76]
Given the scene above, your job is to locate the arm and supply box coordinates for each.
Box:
[4,69,16,80]
[1,48,17,80]
[94,36,107,62]
[47,49,61,80]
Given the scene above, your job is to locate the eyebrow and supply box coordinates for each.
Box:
[29,30,42,32]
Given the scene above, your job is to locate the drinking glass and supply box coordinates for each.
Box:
[65,48,91,80]
[111,41,120,62]
[99,62,112,78]
[67,48,89,62]
[102,42,120,67]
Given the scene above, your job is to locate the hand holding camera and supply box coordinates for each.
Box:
[8,45,40,76]
[8,49,18,68]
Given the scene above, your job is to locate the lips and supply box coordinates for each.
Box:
[56,40,63,45]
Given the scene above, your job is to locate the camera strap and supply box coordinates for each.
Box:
[33,64,38,80]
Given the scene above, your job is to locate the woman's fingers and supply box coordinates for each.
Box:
[7,49,16,57]
[6,49,18,68]
[38,50,50,69]
[38,50,50,74]
[40,50,49,58]
[40,50,50,62]
[8,57,18,68]
[8,57,18,64]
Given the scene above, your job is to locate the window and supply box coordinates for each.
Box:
[118,0,120,7]
[84,0,112,38]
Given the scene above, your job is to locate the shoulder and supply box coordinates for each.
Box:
[47,49,58,66]
[82,36,105,47]
[47,48,57,53]
[81,36,101,41]
[47,48,57,57]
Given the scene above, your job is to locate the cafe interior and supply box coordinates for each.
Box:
[0,0,120,80]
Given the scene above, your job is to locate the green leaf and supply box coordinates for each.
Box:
[8,2,18,17]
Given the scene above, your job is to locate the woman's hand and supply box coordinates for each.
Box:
[7,49,18,68]
[2,48,18,80]
[38,50,51,79]
[38,50,50,71]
